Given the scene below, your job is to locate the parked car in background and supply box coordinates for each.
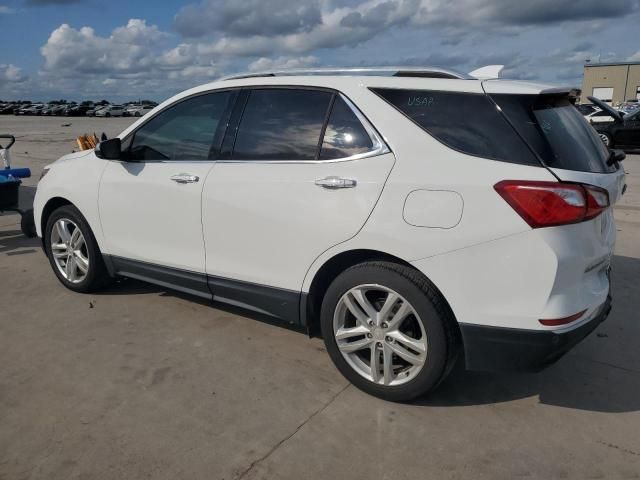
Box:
[584,108,618,124]
[65,104,93,116]
[35,67,624,401]
[95,105,125,117]
[40,104,55,115]
[42,104,67,116]
[16,104,44,115]
[53,104,71,115]
[125,105,154,117]
[620,100,640,115]
[590,96,640,149]
[0,103,19,114]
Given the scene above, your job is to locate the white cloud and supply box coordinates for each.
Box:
[0,5,15,13]
[41,20,166,75]
[176,0,639,60]
[0,64,27,83]
[2,0,637,101]
[37,19,223,98]
[628,51,640,61]
[248,55,319,72]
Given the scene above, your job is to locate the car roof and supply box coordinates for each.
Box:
[118,68,572,140]
[174,74,565,101]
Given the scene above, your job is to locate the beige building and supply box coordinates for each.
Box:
[581,62,640,105]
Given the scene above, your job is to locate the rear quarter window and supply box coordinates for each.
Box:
[491,94,615,174]
[371,88,540,166]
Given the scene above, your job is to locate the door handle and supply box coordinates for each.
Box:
[170,173,200,184]
[315,176,357,189]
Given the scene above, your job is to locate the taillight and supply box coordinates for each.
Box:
[539,309,587,326]
[583,184,609,220]
[494,180,609,228]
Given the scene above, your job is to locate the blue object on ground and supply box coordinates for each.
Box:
[2,167,30,179]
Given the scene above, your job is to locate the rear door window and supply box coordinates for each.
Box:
[232,88,332,161]
[371,88,539,166]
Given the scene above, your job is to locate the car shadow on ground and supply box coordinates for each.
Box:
[0,227,39,255]
[4,225,639,413]
[98,255,640,414]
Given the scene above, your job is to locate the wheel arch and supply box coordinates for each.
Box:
[303,248,458,340]
[39,197,101,252]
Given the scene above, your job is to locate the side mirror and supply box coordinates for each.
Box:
[95,137,121,160]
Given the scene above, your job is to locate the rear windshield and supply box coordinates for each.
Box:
[371,88,539,166]
[491,94,615,174]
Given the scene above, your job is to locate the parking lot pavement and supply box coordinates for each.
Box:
[1,117,639,480]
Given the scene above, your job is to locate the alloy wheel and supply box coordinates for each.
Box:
[333,284,427,386]
[599,133,610,147]
[50,218,89,284]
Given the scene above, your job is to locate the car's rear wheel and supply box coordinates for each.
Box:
[599,132,612,147]
[45,205,111,293]
[321,261,457,402]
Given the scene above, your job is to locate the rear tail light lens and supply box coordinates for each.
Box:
[494,180,609,228]
[584,185,609,220]
[539,309,587,326]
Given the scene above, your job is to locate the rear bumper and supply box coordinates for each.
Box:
[459,296,612,372]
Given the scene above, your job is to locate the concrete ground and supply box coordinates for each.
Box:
[1,116,639,480]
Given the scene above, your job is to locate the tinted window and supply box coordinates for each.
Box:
[492,94,615,173]
[372,88,539,165]
[320,96,374,160]
[129,92,233,161]
[232,89,332,160]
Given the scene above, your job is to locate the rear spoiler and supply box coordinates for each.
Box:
[587,96,624,123]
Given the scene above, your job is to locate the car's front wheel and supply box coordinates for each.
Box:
[44,205,111,292]
[321,261,457,402]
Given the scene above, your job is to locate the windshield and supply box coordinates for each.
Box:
[491,94,616,174]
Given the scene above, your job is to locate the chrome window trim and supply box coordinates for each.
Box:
[119,86,391,165]
[337,93,390,158]
[215,151,391,164]
[218,92,390,164]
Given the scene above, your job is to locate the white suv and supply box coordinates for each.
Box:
[34,66,625,401]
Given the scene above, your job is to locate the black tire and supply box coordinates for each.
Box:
[134,112,141,117]
[320,261,458,402]
[20,208,36,238]
[105,112,111,117]
[44,205,111,293]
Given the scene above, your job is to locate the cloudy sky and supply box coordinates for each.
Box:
[1,0,639,101]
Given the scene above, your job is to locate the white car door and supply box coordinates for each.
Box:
[99,91,236,297]
[202,88,394,319]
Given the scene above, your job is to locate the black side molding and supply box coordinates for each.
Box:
[208,275,300,326]
[110,256,212,300]
[105,255,302,325]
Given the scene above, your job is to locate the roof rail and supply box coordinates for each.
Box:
[220,66,472,81]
